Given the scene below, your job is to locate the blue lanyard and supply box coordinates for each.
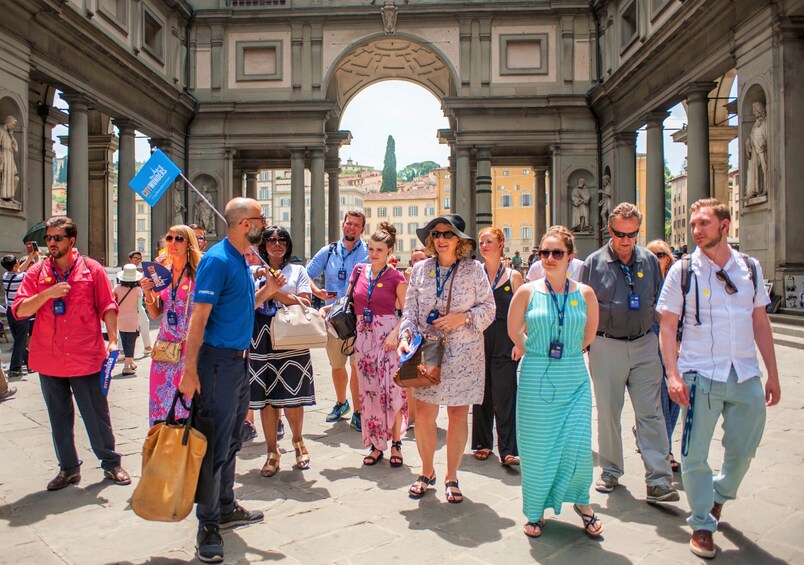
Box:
[340,242,359,265]
[435,261,458,298]
[366,265,388,305]
[545,278,570,327]
[53,260,78,283]
[618,261,635,291]
[681,382,696,457]
[170,264,188,303]
[485,263,504,289]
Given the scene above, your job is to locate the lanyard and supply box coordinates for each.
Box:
[485,263,504,289]
[53,259,78,284]
[171,264,188,303]
[435,261,458,298]
[545,278,570,327]
[618,261,635,291]
[340,241,360,266]
[366,265,388,305]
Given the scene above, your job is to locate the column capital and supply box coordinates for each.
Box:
[60,90,94,110]
[683,81,717,101]
[149,137,173,153]
[112,118,139,136]
[613,131,637,146]
[643,111,670,128]
[245,170,259,180]
[475,146,492,161]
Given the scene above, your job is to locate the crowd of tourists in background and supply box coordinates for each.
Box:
[0,195,781,562]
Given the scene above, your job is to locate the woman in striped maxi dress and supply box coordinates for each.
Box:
[507,225,602,539]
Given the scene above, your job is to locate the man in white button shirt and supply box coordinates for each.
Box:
[657,198,781,560]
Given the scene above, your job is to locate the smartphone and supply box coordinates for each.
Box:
[25,241,33,253]
[325,290,338,298]
[31,241,39,253]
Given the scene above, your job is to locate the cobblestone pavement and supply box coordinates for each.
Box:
[0,330,802,564]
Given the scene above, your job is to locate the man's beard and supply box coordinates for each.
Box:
[701,230,723,250]
[49,247,68,259]
[343,234,356,242]
[247,226,264,245]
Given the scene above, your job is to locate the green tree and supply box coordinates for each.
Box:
[398,160,441,182]
[381,135,397,192]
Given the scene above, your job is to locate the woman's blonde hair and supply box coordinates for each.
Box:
[647,239,675,266]
[164,224,203,279]
[540,225,576,255]
[424,232,474,261]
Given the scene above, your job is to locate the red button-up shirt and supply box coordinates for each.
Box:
[12,251,118,377]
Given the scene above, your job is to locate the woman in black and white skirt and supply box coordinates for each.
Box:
[249,226,315,478]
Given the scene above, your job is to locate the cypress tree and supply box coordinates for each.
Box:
[381,135,397,192]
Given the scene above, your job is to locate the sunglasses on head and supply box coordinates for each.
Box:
[715,269,738,295]
[655,251,667,259]
[266,237,288,246]
[611,228,640,239]
[539,249,566,260]
[45,235,67,242]
[430,230,456,240]
[165,235,185,243]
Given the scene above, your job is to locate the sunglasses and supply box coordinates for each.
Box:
[611,228,640,239]
[165,235,186,243]
[715,269,738,295]
[430,230,456,240]
[45,235,68,242]
[539,249,566,260]
[655,252,667,259]
[196,236,206,242]
[266,238,288,246]
[245,215,267,223]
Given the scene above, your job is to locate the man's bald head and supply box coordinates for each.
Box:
[224,197,261,227]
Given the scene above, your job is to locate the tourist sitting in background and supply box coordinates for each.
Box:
[472,227,523,465]
[508,225,601,538]
[113,264,144,376]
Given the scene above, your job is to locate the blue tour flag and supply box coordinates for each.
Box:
[100,350,119,397]
[128,149,181,207]
[141,261,172,292]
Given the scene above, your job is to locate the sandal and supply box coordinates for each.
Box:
[293,441,310,470]
[389,440,403,468]
[261,452,280,478]
[363,446,383,466]
[408,473,436,499]
[523,520,545,538]
[502,455,520,466]
[444,480,463,504]
[474,448,491,461]
[573,504,603,537]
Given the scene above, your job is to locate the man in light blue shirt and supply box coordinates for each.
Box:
[307,210,369,430]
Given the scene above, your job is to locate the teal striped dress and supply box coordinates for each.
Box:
[517,286,593,520]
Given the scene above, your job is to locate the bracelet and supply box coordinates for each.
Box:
[144,298,155,305]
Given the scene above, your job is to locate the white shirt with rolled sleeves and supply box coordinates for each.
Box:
[656,247,771,384]
[526,258,584,282]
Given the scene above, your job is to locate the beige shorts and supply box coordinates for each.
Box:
[325,331,356,369]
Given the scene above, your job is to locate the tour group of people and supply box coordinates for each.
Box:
[4,195,781,562]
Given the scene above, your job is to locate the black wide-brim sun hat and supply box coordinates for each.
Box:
[416,214,476,250]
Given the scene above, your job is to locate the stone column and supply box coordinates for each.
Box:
[455,147,471,219]
[290,148,306,246]
[87,131,118,266]
[475,147,492,234]
[62,92,91,254]
[685,82,715,246]
[233,169,244,198]
[115,119,137,263]
[534,166,547,242]
[245,171,258,200]
[549,146,560,225]
[709,126,738,205]
[326,143,342,244]
[613,132,637,205]
[448,147,457,210]
[645,111,669,242]
[310,148,325,258]
[148,138,176,257]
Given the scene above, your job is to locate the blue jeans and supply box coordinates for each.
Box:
[680,369,766,532]
[196,344,250,527]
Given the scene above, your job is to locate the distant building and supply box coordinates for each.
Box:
[363,188,437,265]
[728,168,740,243]
[491,166,536,257]
[669,172,689,249]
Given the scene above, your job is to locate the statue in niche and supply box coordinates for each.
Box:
[194,185,217,236]
[0,115,20,204]
[599,174,613,227]
[173,184,186,225]
[745,101,768,198]
[570,177,592,233]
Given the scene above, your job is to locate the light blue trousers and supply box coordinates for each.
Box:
[680,369,766,532]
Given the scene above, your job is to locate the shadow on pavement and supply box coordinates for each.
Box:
[719,523,789,564]
[401,498,516,547]
[0,486,109,527]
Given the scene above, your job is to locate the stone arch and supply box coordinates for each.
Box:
[740,83,768,200]
[0,93,26,208]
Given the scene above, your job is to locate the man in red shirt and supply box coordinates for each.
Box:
[13,217,131,491]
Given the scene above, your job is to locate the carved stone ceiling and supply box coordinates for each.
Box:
[332,39,452,109]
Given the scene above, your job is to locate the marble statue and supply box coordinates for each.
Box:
[599,174,612,227]
[0,115,20,203]
[745,101,768,198]
[571,177,592,233]
[194,185,216,236]
[173,185,186,225]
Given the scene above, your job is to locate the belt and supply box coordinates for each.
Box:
[201,344,249,358]
[596,331,650,342]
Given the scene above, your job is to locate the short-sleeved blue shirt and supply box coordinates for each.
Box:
[193,238,255,350]
[306,238,369,303]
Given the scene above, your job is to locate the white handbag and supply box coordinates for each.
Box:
[270,296,329,351]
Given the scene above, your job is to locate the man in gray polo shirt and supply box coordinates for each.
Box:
[580,202,678,504]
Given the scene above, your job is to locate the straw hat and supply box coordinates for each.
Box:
[117,263,142,283]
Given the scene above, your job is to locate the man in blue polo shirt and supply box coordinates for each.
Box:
[307,210,369,430]
[180,197,285,564]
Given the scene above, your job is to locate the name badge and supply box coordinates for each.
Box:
[166,310,178,326]
[53,298,66,316]
[628,293,641,310]
[338,268,347,281]
[548,339,564,359]
[362,308,374,323]
[426,309,440,325]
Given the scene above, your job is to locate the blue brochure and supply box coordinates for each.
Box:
[399,334,423,364]
[100,350,119,397]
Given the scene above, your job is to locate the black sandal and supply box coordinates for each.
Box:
[389,440,403,468]
[445,480,463,504]
[573,504,603,537]
[523,520,545,538]
[408,473,436,498]
[363,446,383,466]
